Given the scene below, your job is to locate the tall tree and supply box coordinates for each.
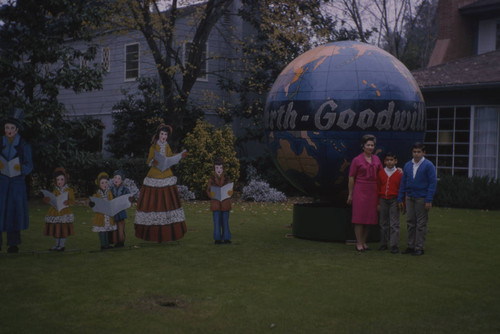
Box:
[217,0,361,143]
[327,0,376,43]
[0,0,106,114]
[0,0,108,187]
[325,0,429,59]
[400,0,438,70]
[109,0,234,137]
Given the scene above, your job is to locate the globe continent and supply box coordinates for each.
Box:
[264,41,425,204]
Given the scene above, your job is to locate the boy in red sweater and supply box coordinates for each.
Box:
[206,158,234,244]
[377,152,403,254]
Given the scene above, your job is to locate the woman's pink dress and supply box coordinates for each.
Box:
[349,153,382,225]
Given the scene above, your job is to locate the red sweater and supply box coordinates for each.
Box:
[377,168,403,199]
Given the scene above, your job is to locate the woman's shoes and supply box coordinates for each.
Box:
[355,245,365,252]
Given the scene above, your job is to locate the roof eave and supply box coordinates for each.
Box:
[420,81,500,92]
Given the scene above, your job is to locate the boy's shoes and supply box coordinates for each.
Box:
[223,240,232,244]
[401,247,415,254]
[412,250,424,256]
[57,247,65,252]
[378,245,388,251]
[7,246,19,253]
[391,246,399,254]
[214,240,222,245]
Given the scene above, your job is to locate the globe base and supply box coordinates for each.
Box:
[292,203,380,242]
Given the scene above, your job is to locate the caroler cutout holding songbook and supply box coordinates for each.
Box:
[42,167,75,252]
[0,108,33,253]
[134,123,188,243]
[207,157,234,245]
[89,172,117,250]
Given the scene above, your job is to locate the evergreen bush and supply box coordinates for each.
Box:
[32,156,150,199]
[434,175,500,210]
[178,120,240,198]
[30,116,104,193]
[106,77,166,158]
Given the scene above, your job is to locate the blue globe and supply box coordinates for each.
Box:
[265,41,425,204]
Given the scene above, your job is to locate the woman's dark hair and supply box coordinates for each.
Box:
[361,134,376,149]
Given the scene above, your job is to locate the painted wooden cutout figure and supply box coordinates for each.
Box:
[110,170,133,247]
[0,108,33,253]
[207,158,234,244]
[134,124,187,242]
[43,167,75,251]
[89,172,117,250]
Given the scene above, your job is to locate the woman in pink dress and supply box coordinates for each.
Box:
[347,134,382,252]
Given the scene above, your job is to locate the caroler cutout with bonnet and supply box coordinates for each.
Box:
[0,108,33,253]
[90,172,117,250]
[110,169,133,247]
[134,123,188,243]
[43,167,75,251]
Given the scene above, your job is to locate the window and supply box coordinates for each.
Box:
[79,57,89,69]
[184,42,208,81]
[424,106,471,177]
[102,47,110,72]
[471,106,500,179]
[125,43,139,81]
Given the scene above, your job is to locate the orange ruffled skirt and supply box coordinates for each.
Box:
[134,176,187,242]
[44,208,75,238]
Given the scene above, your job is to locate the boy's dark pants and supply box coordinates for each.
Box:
[405,196,428,251]
[379,197,400,247]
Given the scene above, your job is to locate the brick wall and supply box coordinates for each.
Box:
[428,0,477,66]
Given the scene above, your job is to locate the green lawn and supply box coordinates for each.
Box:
[1,200,499,334]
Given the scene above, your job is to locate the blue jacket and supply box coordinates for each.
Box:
[0,134,33,232]
[397,158,437,203]
[110,184,130,221]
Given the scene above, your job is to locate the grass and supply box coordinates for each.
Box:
[1,199,499,334]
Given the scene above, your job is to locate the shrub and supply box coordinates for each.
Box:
[31,155,151,199]
[434,175,500,210]
[178,120,240,198]
[241,165,286,202]
[30,116,105,193]
[177,185,196,201]
[241,180,287,202]
[106,77,166,158]
[122,178,141,200]
[239,154,303,197]
[106,77,203,156]
[114,157,150,186]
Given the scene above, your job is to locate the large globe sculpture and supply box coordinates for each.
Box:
[264,41,425,241]
[265,41,425,204]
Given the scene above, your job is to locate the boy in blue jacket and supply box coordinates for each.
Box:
[398,142,437,256]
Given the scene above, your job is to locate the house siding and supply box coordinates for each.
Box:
[58,3,244,154]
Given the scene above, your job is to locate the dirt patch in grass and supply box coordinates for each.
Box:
[131,295,189,312]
